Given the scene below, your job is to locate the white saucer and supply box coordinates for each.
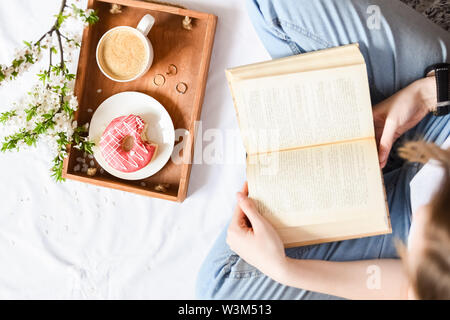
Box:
[89,91,175,180]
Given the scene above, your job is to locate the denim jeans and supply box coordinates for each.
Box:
[196,0,450,299]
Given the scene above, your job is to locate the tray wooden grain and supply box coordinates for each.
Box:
[62,0,217,201]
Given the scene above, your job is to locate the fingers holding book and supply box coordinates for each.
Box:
[226,182,287,281]
[372,75,437,168]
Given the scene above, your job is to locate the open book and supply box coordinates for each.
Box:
[226,44,391,247]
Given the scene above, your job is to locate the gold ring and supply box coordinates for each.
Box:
[176,82,188,94]
[166,64,178,76]
[153,74,166,86]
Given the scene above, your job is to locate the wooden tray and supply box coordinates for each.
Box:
[62,0,217,202]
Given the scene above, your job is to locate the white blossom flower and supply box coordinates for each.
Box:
[69,96,78,110]
[0,1,98,181]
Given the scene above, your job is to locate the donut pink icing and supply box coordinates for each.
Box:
[100,115,157,173]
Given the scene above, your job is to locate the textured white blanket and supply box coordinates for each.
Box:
[0,0,269,299]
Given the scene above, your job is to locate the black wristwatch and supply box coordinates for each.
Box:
[425,63,450,116]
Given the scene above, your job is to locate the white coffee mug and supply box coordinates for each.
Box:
[96,14,155,82]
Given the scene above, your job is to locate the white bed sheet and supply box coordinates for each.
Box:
[0,0,269,299]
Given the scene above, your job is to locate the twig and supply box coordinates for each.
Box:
[54,0,68,29]
[48,47,53,74]
[36,0,67,45]
[36,29,55,44]
[55,29,65,71]
[59,33,70,41]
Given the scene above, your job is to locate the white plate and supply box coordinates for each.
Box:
[89,91,175,180]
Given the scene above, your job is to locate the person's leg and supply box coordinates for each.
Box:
[246,0,450,171]
[196,221,344,299]
[195,141,448,301]
[195,165,412,299]
[246,0,450,105]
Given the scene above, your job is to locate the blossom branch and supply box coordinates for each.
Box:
[0,0,99,181]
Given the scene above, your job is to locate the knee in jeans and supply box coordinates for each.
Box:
[195,253,261,299]
[195,251,233,299]
[246,0,263,16]
[195,277,213,299]
[195,257,220,299]
[195,268,215,299]
[246,0,276,18]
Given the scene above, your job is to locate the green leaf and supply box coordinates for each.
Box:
[0,110,17,123]
[1,131,25,152]
[24,134,37,146]
[83,141,95,154]
[60,83,69,96]
[42,113,54,121]
[51,65,61,75]
[1,140,16,152]
[71,4,83,15]
[51,142,68,182]
[71,4,99,25]
[24,53,34,64]
[33,119,54,135]
[72,126,95,155]
[25,105,38,121]
[51,157,65,182]
[54,13,69,29]
[33,122,45,134]
[61,100,74,117]
[23,40,32,48]
[85,12,100,25]
[65,73,76,81]
[37,70,49,84]
[12,59,24,68]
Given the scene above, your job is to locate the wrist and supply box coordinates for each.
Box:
[414,76,437,113]
[271,256,295,285]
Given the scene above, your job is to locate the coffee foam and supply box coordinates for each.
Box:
[98,28,148,80]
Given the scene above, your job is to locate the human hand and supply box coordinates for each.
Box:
[373,76,436,168]
[226,182,287,282]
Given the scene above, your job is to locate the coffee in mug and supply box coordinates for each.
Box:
[96,14,155,82]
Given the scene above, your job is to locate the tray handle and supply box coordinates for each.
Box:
[110,1,193,30]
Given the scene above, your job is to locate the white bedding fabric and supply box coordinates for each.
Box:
[0,0,269,299]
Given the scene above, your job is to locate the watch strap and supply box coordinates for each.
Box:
[425,63,450,116]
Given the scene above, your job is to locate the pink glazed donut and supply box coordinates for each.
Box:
[100,114,158,173]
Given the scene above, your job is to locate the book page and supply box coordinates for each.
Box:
[278,215,390,247]
[247,139,388,229]
[229,44,365,80]
[233,64,374,154]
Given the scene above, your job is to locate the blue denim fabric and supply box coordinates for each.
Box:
[196,0,450,299]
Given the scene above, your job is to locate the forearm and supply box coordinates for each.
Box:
[273,258,409,300]
[375,77,435,114]
[415,76,438,113]
[374,76,436,116]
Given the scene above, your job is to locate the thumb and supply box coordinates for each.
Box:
[379,119,397,168]
[237,192,264,230]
